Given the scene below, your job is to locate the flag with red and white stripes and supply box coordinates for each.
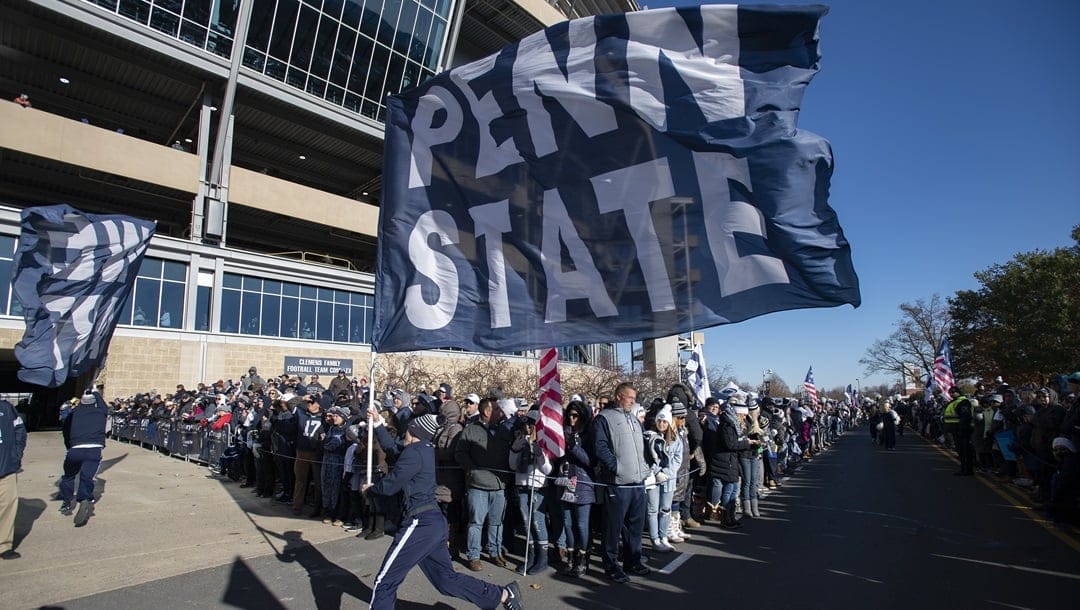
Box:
[537,348,565,460]
[931,336,955,395]
[804,366,818,406]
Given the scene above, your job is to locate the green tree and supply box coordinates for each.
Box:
[949,225,1080,382]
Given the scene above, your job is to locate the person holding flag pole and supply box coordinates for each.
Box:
[360,371,525,609]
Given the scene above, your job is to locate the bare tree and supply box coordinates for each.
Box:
[564,362,624,404]
[859,294,950,383]
[375,353,436,396]
[452,354,526,400]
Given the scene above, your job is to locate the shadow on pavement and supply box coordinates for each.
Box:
[13,497,46,549]
[257,528,455,610]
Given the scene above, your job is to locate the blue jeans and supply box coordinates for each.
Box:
[466,488,505,560]
[517,486,549,543]
[646,484,674,540]
[739,456,761,501]
[561,503,591,551]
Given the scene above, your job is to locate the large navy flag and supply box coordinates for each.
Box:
[12,205,155,387]
[374,4,860,353]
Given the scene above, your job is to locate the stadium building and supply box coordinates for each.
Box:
[0,0,634,425]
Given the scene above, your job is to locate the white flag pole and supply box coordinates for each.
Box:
[366,350,376,486]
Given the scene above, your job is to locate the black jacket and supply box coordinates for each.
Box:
[703,410,748,484]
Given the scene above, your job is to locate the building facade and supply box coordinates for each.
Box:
[0,0,632,421]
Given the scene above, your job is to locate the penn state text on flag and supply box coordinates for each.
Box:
[804,366,818,406]
[12,205,155,387]
[373,5,860,353]
[686,344,711,406]
[932,336,955,394]
[537,348,565,459]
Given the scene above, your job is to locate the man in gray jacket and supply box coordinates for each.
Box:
[592,382,650,583]
[455,397,512,571]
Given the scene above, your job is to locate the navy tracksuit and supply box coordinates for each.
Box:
[60,393,109,503]
[368,425,503,610]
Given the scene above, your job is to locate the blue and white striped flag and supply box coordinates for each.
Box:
[374,4,860,353]
[685,343,711,407]
[12,205,155,387]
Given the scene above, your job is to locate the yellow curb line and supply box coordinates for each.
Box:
[921,436,1080,553]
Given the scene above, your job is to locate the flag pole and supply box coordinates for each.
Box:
[366,350,376,486]
[522,482,535,575]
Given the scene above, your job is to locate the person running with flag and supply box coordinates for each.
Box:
[363,407,524,610]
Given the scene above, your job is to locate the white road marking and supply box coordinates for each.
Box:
[658,552,692,574]
[932,554,1080,581]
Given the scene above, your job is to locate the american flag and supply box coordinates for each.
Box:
[12,205,154,387]
[537,348,565,459]
[804,366,818,406]
[931,336,955,394]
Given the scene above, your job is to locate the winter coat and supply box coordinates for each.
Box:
[673,426,692,500]
[703,409,749,484]
[509,436,552,489]
[433,399,465,502]
[455,418,512,491]
[558,424,596,505]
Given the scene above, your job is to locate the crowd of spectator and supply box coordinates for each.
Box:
[860,373,1080,524]
[106,366,860,581]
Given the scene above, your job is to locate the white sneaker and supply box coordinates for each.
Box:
[652,538,674,553]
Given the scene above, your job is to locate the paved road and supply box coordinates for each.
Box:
[10,428,1080,609]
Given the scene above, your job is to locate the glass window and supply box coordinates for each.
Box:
[195,285,212,331]
[433,0,451,19]
[378,0,401,48]
[301,285,317,299]
[359,0,381,39]
[183,0,213,24]
[220,289,240,333]
[163,260,187,281]
[393,0,418,56]
[247,0,276,51]
[118,0,151,24]
[159,282,184,327]
[290,5,319,70]
[211,0,240,35]
[223,273,241,289]
[349,35,373,94]
[242,276,262,291]
[317,287,333,301]
[334,304,349,341]
[316,301,333,340]
[299,299,316,338]
[310,15,337,78]
[385,52,405,95]
[410,7,431,65]
[150,7,181,36]
[264,279,282,294]
[366,44,389,100]
[269,0,300,61]
[132,277,160,326]
[350,305,365,342]
[140,257,162,278]
[281,296,299,337]
[261,294,281,336]
[424,17,443,69]
[241,292,261,334]
[282,282,299,297]
[323,0,344,19]
[0,258,10,315]
[331,27,356,86]
[158,0,182,13]
[93,0,119,11]
[180,20,209,47]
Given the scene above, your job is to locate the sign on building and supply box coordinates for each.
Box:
[283,357,353,377]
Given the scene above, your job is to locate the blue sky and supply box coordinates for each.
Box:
[624,0,1080,392]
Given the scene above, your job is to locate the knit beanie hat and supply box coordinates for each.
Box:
[655,405,673,424]
[669,401,687,418]
[408,414,440,442]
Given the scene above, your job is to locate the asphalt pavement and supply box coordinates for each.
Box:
[6,427,1079,609]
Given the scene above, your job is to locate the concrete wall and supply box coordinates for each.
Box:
[0,102,381,237]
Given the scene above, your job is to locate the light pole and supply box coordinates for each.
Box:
[762,369,773,395]
[856,378,861,395]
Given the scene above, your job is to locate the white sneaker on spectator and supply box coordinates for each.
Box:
[652,538,674,553]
